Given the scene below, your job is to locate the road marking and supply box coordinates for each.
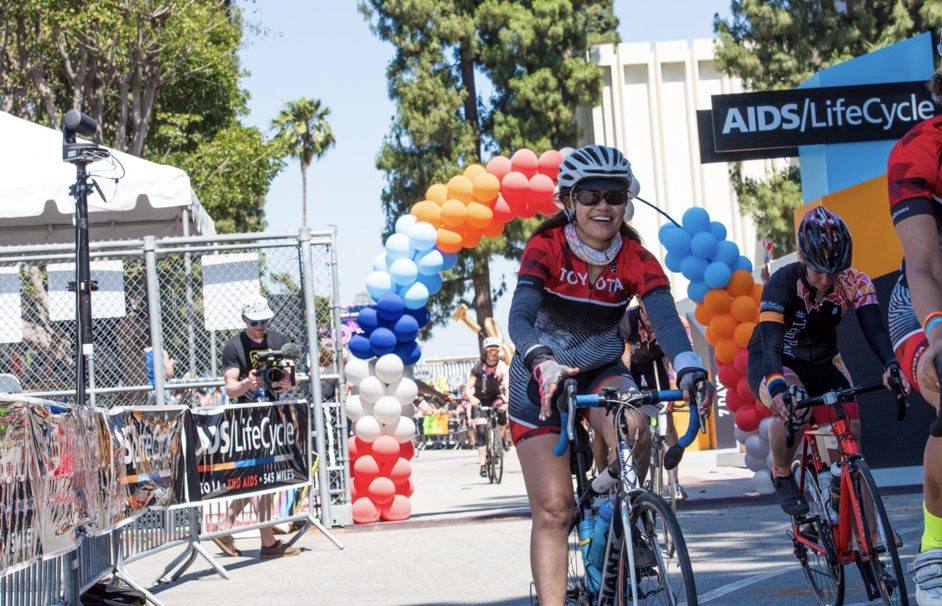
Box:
[698,568,796,603]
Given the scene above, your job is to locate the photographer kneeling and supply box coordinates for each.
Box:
[214,296,300,559]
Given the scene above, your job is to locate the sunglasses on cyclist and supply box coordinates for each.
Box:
[244,317,269,327]
[570,189,631,207]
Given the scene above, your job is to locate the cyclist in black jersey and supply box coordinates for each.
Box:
[746,207,907,517]
[464,337,510,477]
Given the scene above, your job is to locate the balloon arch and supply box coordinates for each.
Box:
[344,148,772,524]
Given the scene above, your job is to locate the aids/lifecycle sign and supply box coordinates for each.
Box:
[710,80,940,152]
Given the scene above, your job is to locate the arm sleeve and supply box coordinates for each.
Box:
[757,271,789,398]
[641,290,700,370]
[855,303,897,368]
[508,286,554,371]
[618,307,639,342]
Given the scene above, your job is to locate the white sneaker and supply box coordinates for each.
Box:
[911,548,942,606]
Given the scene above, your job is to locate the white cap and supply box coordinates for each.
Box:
[241,296,274,321]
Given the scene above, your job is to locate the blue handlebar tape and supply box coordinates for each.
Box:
[574,394,600,405]
[657,390,684,402]
[677,402,701,448]
[553,412,570,457]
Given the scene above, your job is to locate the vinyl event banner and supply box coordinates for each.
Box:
[191,401,310,501]
[710,80,941,153]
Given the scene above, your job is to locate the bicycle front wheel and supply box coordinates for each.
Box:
[618,492,697,606]
[796,465,845,606]
[488,428,504,484]
[849,459,908,606]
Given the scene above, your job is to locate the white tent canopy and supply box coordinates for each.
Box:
[0,111,215,246]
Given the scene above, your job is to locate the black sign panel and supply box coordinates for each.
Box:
[697,110,799,163]
[711,80,940,152]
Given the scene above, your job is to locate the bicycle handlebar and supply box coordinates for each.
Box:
[784,382,904,449]
[931,351,942,438]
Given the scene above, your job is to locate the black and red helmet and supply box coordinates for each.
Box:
[796,207,853,274]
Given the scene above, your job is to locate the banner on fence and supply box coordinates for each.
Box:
[191,401,309,500]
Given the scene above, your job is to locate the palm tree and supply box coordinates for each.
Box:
[271,98,335,227]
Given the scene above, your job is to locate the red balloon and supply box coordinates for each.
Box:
[714,354,723,369]
[716,363,742,392]
[486,155,512,182]
[379,494,412,522]
[371,436,400,465]
[724,389,748,413]
[528,174,555,203]
[492,194,514,223]
[353,455,380,483]
[539,198,560,216]
[398,441,415,460]
[501,171,530,206]
[353,477,370,501]
[386,458,412,485]
[352,497,380,524]
[511,148,539,178]
[369,477,396,505]
[756,402,774,418]
[736,376,753,402]
[734,348,750,376]
[348,435,360,460]
[538,149,564,180]
[735,405,761,433]
[517,201,538,219]
[396,479,415,498]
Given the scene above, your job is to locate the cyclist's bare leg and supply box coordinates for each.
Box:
[518,433,576,606]
[589,374,651,482]
[916,352,942,548]
[768,373,808,475]
[592,429,608,474]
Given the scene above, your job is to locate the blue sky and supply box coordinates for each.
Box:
[239,0,732,358]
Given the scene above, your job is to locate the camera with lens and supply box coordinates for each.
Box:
[255,343,301,390]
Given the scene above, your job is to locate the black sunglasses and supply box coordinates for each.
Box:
[570,189,630,207]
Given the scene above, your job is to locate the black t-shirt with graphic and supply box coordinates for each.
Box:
[222,329,289,403]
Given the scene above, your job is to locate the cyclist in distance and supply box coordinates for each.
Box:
[464,336,510,477]
[507,144,715,606]
[745,207,908,518]
[886,70,942,606]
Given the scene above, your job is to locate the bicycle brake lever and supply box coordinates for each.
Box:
[784,385,796,449]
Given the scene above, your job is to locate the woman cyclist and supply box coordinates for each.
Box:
[464,336,510,477]
[507,144,714,606]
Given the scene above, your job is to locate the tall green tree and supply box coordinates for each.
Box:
[360,0,613,343]
[714,1,942,249]
[271,98,335,228]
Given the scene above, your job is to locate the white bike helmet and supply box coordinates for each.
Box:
[554,145,640,221]
[483,337,501,350]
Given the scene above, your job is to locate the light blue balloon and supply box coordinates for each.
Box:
[395,215,417,235]
[440,250,458,271]
[687,280,709,303]
[682,207,711,235]
[409,222,438,252]
[372,252,391,272]
[681,255,709,282]
[704,261,733,289]
[664,251,684,273]
[386,233,414,260]
[417,272,443,296]
[690,232,718,259]
[389,258,418,286]
[662,227,691,256]
[415,248,444,276]
[366,270,394,301]
[708,221,728,242]
[733,255,754,273]
[658,223,678,243]
[712,240,740,267]
[401,281,430,310]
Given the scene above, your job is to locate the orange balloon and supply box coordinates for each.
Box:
[734,321,756,348]
[730,295,758,323]
[710,313,737,340]
[462,226,483,248]
[694,303,714,327]
[482,220,504,239]
[426,183,448,206]
[440,199,468,227]
[703,288,732,315]
[706,326,720,346]
[463,164,486,181]
[411,200,442,228]
[715,338,741,364]
[727,270,755,297]
[473,172,501,204]
[752,283,763,306]
[447,175,474,204]
[436,228,463,253]
[466,201,494,229]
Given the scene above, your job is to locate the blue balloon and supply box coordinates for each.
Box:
[658,223,679,244]
[712,240,740,267]
[664,251,684,273]
[349,334,372,360]
[704,261,733,289]
[690,232,718,259]
[401,281,430,310]
[680,255,708,282]
[357,307,379,334]
[393,314,419,343]
[376,293,405,322]
[369,327,398,356]
[682,207,711,235]
[415,248,444,276]
[708,221,728,242]
[687,280,709,303]
[733,255,754,273]
[662,227,691,256]
[440,251,458,271]
[394,340,422,366]
[417,272,443,296]
[366,270,394,301]
[404,307,431,329]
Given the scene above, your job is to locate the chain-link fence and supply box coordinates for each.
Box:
[0,228,352,525]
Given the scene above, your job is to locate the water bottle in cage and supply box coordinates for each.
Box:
[829,464,841,514]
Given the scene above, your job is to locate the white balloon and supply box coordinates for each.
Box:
[386,377,419,405]
[345,395,365,422]
[361,398,374,417]
[735,427,756,445]
[745,434,770,459]
[375,354,404,384]
[559,146,576,159]
[355,415,382,443]
[401,402,416,417]
[373,396,403,425]
[395,214,418,234]
[359,376,386,404]
[744,452,766,472]
[752,469,775,495]
[383,416,416,443]
[372,252,391,272]
[765,452,774,471]
[345,358,372,385]
[402,365,414,379]
[758,416,774,442]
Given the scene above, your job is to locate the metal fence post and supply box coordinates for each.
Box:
[144,236,165,404]
[299,227,332,527]
[329,227,352,507]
